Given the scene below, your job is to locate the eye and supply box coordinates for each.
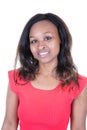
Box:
[44,36,52,41]
[30,39,38,44]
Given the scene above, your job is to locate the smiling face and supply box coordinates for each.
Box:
[29,20,61,65]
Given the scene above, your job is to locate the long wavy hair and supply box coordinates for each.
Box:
[14,13,79,87]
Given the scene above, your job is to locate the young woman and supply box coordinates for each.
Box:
[2,13,87,130]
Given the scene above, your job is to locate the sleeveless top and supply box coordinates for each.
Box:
[8,70,87,130]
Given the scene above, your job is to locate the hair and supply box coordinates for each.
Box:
[14,12,79,87]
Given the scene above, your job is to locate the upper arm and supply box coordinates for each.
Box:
[2,84,19,129]
[70,84,87,130]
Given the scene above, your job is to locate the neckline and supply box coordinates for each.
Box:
[29,80,61,92]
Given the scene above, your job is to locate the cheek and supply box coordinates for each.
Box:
[30,45,34,53]
[30,45,36,56]
[57,44,60,52]
[51,43,60,54]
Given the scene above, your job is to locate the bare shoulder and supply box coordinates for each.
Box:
[70,84,87,130]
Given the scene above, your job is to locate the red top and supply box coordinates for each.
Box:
[8,70,87,130]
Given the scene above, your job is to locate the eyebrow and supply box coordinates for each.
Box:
[29,31,52,38]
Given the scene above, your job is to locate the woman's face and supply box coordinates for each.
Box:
[29,20,61,65]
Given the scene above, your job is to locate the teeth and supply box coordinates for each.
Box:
[39,52,48,56]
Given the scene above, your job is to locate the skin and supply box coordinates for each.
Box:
[1,86,19,130]
[2,20,87,130]
[29,20,61,65]
[29,20,61,90]
[71,85,87,130]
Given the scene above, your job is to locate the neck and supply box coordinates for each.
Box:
[38,62,57,77]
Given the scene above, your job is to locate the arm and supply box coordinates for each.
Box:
[1,84,19,130]
[70,84,87,130]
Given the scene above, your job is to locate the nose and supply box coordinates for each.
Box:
[38,41,46,50]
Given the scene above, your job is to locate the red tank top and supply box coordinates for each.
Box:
[8,70,87,130]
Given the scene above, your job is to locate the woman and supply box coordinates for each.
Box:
[2,13,87,130]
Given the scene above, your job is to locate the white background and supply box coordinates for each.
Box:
[0,0,87,129]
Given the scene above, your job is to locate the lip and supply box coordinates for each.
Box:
[38,51,49,57]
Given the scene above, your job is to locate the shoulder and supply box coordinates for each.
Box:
[8,69,25,83]
[77,74,87,101]
[77,74,87,99]
[8,69,19,77]
[68,74,87,99]
[77,74,87,95]
[78,74,87,85]
[8,69,27,93]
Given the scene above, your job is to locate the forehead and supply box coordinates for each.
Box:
[30,20,58,34]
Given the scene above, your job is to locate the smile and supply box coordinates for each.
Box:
[38,52,49,57]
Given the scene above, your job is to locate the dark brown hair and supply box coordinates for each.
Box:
[15,13,79,87]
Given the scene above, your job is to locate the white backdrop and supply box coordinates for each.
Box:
[0,0,87,129]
